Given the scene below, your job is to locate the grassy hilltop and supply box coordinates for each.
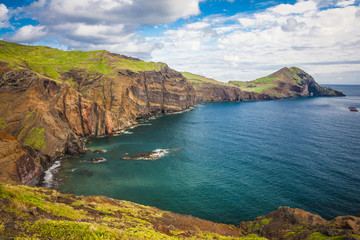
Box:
[0,40,166,81]
[182,67,343,98]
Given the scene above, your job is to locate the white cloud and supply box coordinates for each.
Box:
[281,18,306,31]
[0,4,10,29]
[270,0,317,15]
[7,0,202,58]
[336,0,356,7]
[11,25,47,42]
[3,0,360,84]
[43,0,200,25]
[151,0,360,84]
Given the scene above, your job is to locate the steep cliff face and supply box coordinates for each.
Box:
[0,41,196,183]
[0,130,41,183]
[62,64,195,120]
[0,67,120,181]
[192,84,272,102]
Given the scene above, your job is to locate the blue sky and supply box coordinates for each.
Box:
[0,0,359,84]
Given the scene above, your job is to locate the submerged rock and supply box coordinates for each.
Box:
[93,149,107,153]
[91,157,106,164]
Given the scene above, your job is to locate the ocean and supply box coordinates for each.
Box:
[42,85,360,224]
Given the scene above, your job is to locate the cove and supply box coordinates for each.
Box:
[43,85,360,224]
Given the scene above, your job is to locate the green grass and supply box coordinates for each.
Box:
[24,220,123,240]
[0,184,86,220]
[0,118,7,129]
[0,40,166,82]
[252,76,276,84]
[182,72,229,86]
[23,127,46,152]
[229,81,277,93]
[306,232,344,240]
[261,218,272,226]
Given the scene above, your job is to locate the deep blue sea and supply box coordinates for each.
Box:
[44,85,360,224]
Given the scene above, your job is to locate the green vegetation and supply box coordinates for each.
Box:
[252,76,276,84]
[306,232,345,240]
[285,231,295,237]
[23,127,46,152]
[230,81,277,93]
[260,218,272,225]
[182,71,280,94]
[182,72,229,87]
[0,118,7,129]
[24,220,123,239]
[16,111,48,152]
[1,183,268,239]
[0,40,166,83]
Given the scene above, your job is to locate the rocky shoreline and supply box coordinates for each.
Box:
[0,40,352,239]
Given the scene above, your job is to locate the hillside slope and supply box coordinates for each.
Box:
[0,182,358,239]
[184,67,344,101]
[230,67,344,98]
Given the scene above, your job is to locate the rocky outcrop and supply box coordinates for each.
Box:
[242,206,360,239]
[0,130,41,183]
[269,67,344,97]
[193,84,273,102]
[0,68,120,179]
[190,67,344,101]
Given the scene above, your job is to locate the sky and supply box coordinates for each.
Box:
[0,0,359,84]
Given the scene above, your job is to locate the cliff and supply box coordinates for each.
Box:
[183,67,344,102]
[0,183,358,239]
[0,41,195,183]
[0,40,344,185]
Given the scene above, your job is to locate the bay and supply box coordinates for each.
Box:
[43,85,360,224]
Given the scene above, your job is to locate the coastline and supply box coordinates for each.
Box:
[35,92,348,189]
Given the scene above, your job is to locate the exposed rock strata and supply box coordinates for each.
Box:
[242,206,360,239]
[0,130,41,183]
[193,84,273,102]
[0,42,344,184]
[193,67,344,102]
[0,63,195,183]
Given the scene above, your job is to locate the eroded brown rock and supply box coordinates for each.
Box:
[242,206,360,240]
[0,130,41,183]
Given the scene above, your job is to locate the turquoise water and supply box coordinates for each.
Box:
[44,85,360,224]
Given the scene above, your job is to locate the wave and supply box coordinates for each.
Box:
[92,157,107,164]
[167,107,194,115]
[131,149,170,160]
[43,160,61,188]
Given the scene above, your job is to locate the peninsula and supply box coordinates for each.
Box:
[0,40,354,239]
